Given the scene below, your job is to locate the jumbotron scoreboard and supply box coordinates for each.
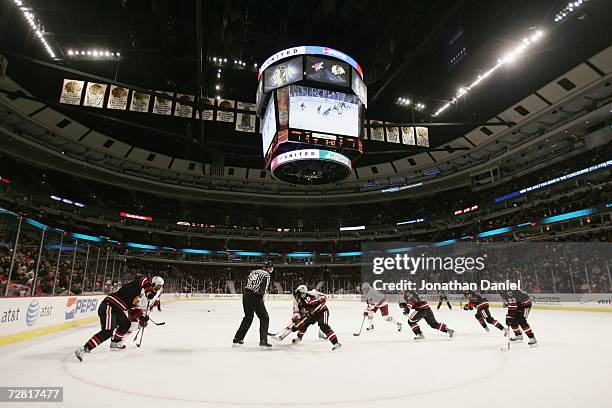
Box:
[256,46,367,184]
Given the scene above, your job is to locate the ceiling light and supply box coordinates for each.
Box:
[14,1,56,59]
[213,57,217,61]
[432,29,546,116]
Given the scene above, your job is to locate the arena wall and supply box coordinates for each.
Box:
[0,294,106,345]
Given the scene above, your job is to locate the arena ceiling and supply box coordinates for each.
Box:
[1,0,611,171]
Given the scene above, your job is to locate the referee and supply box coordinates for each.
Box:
[233,261,273,348]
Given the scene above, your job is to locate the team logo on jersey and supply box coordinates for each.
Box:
[26,300,40,327]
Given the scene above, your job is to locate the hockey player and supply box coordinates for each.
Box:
[399,290,455,340]
[500,290,537,346]
[463,290,504,332]
[361,282,402,332]
[140,284,163,312]
[287,285,341,350]
[74,275,164,361]
[436,291,452,310]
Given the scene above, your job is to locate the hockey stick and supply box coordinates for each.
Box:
[501,326,511,352]
[353,316,367,336]
[148,318,165,326]
[136,299,150,348]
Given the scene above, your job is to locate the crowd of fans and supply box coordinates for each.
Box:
[0,141,610,297]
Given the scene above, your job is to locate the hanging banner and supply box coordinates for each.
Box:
[216,110,235,123]
[107,85,129,110]
[237,101,256,111]
[370,120,384,141]
[217,98,235,109]
[387,126,400,143]
[83,82,107,108]
[416,126,430,147]
[129,91,151,113]
[153,91,173,115]
[235,113,256,132]
[401,126,415,145]
[59,79,84,105]
[174,93,194,118]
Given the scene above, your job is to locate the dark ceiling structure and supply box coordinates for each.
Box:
[0,0,611,169]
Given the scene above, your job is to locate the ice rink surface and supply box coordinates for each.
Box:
[1,298,611,408]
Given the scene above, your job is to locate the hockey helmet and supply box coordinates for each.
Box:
[152,276,164,290]
[294,284,308,299]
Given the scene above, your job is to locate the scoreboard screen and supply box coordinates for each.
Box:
[288,85,360,138]
[261,97,277,156]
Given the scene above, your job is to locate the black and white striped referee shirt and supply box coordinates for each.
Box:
[245,269,270,296]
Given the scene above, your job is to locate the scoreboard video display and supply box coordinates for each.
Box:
[256,45,366,184]
[288,85,360,137]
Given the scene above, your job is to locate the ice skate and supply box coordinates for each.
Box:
[331,343,342,351]
[447,328,455,338]
[259,341,272,348]
[510,334,523,342]
[292,336,303,344]
[110,341,126,350]
[74,347,88,362]
[397,322,402,332]
[366,324,374,331]
[484,326,490,332]
[528,337,538,346]
[232,338,244,347]
[414,333,425,340]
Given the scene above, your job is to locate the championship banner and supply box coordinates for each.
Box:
[237,101,256,111]
[416,126,430,147]
[386,125,400,143]
[235,113,256,133]
[401,126,416,145]
[217,98,235,109]
[59,79,84,105]
[216,110,235,123]
[370,120,384,141]
[153,91,173,115]
[173,94,194,118]
[129,91,151,113]
[107,85,129,110]
[83,82,107,108]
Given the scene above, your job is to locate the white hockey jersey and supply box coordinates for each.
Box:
[364,287,387,309]
[138,288,162,311]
